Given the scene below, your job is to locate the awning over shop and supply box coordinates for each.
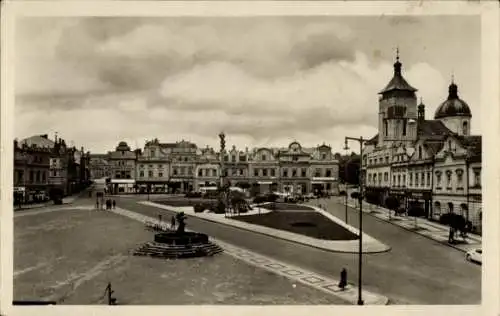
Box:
[257,181,273,185]
[111,179,135,184]
[312,177,337,182]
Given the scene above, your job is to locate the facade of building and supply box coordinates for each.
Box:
[248,147,280,194]
[136,139,170,193]
[89,154,111,180]
[223,145,251,189]
[108,141,137,194]
[363,54,482,232]
[194,146,221,191]
[99,139,339,196]
[168,140,198,193]
[13,138,52,202]
[432,134,482,231]
[14,134,91,201]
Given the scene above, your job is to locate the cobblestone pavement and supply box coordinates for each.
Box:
[111,195,481,305]
[13,207,348,305]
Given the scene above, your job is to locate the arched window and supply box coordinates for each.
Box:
[462,121,468,135]
[448,202,454,213]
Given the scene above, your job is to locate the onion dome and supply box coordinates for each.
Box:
[434,81,472,119]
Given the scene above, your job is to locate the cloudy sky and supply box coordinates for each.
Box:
[14,15,481,154]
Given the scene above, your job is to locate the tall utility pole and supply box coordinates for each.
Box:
[344,136,367,306]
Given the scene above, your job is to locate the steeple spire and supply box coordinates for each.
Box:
[393,46,402,76]
[448,76,458,100]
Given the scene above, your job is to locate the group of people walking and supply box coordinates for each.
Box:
[95,198,116,210]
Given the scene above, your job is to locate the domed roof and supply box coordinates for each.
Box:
[116,141,131,151]
[434,82,472,119]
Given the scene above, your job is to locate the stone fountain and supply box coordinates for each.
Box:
[134,212,223,259]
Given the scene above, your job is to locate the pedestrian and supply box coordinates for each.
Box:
[339,268,347,290]
[112,200,116,209]
[95,199,99,210]
[170,215,176,230]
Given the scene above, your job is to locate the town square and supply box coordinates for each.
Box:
[5,4,493,311]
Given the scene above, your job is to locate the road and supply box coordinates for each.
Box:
[107,195,481,305]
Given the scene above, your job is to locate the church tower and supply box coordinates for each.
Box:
[377,51,418,147]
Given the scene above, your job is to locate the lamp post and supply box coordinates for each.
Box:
[344,136,367,306]
[343,145,350,224]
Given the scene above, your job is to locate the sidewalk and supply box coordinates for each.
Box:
[13,195,81,212]
[139,201,390,254]
[331,197,481,253]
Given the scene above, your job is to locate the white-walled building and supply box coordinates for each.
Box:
[363,54,482,232]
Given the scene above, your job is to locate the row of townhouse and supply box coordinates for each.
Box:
[13,134,91,203]
[361,54,482,233]
[90,139,340,196]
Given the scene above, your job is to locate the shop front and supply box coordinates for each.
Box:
[110,179,136,194]
[406,190,432,218]
[168,178,193,193]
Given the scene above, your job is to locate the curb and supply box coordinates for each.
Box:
[341,203,474,254]
[139,201,391,255]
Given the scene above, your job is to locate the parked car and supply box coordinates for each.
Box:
[465,248,482,264]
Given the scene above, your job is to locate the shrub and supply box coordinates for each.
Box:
[253,196,267,204]
[439,213,453,225]
[193,204,205,213]
[350,192,360,200]
[213,201,226,214]
[266,193,279,203]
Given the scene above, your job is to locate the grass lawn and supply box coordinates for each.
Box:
[156,198,216,207]
[233,211,358,241]
[258,203,316,211]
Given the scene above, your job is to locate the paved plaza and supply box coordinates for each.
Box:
[14,206,346,305]
[13,193,481,305]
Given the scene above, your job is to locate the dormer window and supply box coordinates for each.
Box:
[321,153,326,160]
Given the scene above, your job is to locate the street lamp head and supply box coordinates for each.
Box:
[343,138,350,151]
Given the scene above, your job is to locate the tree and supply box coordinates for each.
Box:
[338,154,361,185]
[384,196,400,220]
